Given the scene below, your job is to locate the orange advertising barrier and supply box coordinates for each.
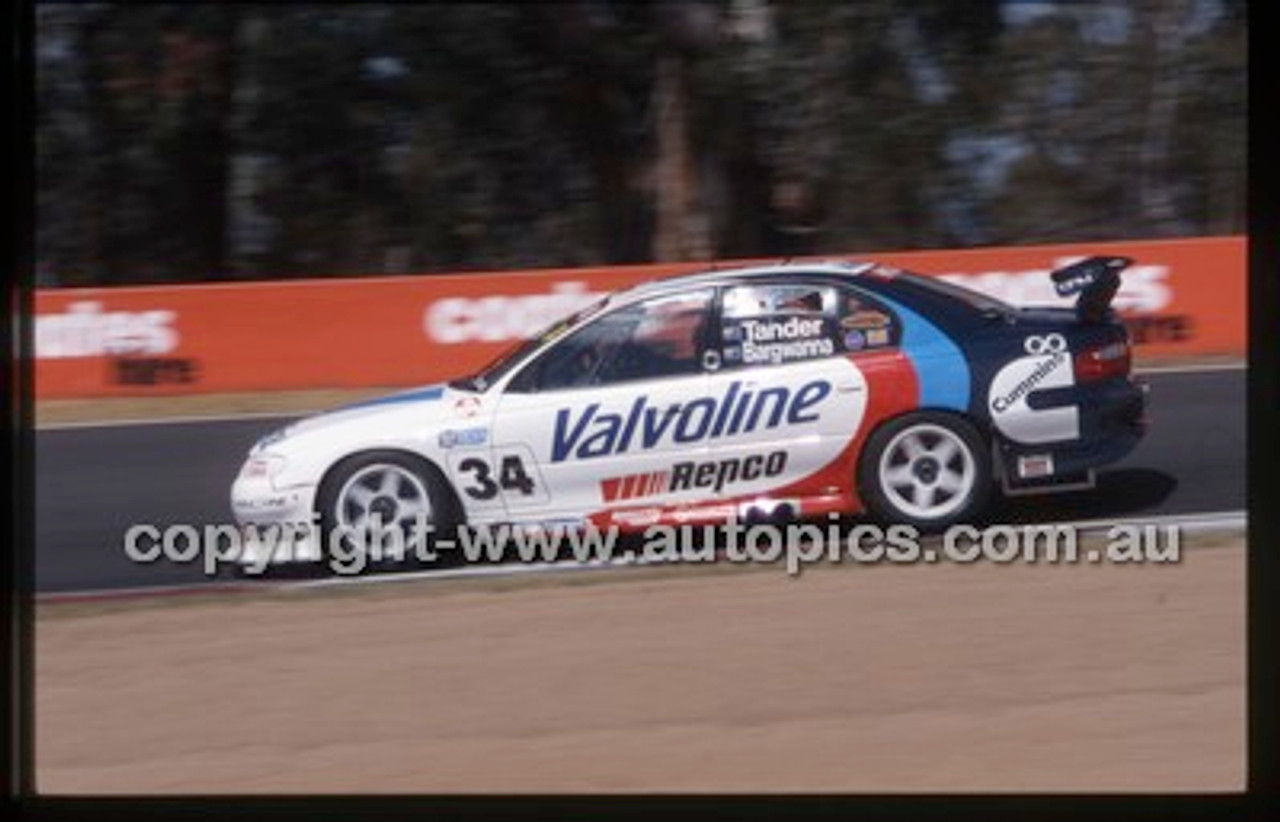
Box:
[34,236,1245,399]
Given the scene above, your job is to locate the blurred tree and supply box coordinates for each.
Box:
[42,5,240,284]
[242,7,391,276]
[34,1,1245,286]
[36,4,94,285]
[969,0,1245,244]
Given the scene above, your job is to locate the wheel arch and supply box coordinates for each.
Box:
[315,447,465,526]
[854,406,995,528]
[860,406,992,462]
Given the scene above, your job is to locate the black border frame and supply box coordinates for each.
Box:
[10,2,1275,819]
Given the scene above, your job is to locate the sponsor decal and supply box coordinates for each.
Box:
[551,378,832,462]
[671,502,739,523]
[1021,333,1067,357]
[840,310,891,330]
[673,451,787,493]
[438,426,489,449]
[991,351,1067,413]
[1053,262,1116,297]
[988,335,1079,444]
[865,327,890,347]
[454,396,482,418]
[843,330,866,350]
[601,471,671,503]
[740,317,823,341]
[732,316,834,365]
[36,301,179,359]
[601,451,789,502]
[449,446,549,506]
[232,494,291,512]
[743,337,834,365]
[610,508,663,527]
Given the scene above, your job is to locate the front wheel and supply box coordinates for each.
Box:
[858,412,992,532]
[316,451,460,574]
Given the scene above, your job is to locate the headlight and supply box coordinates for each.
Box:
[240,453,287,479]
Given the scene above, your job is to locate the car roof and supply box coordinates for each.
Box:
[611,259,879,305]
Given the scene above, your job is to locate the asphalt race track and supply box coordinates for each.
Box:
[34,370,1245,594]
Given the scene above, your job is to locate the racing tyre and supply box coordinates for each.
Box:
[858,412,992,532]
[317,451,462,574]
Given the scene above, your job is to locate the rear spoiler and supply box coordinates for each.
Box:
[1050,256,1132,324]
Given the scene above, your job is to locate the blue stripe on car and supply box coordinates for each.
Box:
[338,385,445,411]
[876,295,971,411]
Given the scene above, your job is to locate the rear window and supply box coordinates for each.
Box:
[893,270,1016,317]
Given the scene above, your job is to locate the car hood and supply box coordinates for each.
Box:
[250,383,473,453]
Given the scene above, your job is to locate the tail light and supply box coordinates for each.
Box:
[1074,339,1130,381]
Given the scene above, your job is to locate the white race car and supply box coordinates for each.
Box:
[231,258,1146,570]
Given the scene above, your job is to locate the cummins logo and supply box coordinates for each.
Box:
[988,336,1079,444]
[1022,333,1066,356]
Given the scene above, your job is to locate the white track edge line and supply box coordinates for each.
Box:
[36,510,1247,601]
[37,410,303,431]
[1133,362,1246,375]
[281,509,1247,593]
[36,581,272,603]
[1049,509,1246,533]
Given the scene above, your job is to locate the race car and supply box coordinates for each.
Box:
[231,256,1147,568]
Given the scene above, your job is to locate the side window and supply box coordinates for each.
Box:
[834,286,900,352]
[509,290,713,392]
[719,283,838,368]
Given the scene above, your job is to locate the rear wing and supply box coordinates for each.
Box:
[1050,256,1132,324]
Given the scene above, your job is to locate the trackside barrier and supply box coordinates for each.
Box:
[34,236,1244,398]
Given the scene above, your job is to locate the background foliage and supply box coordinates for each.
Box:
[35,1,1246,286]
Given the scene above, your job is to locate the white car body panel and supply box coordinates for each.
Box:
[229,262,891,566]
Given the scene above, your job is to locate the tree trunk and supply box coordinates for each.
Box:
[1136,0,1187,233]
[652,51,710,262]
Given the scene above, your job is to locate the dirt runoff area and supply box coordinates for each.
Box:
[36,538,1244,793]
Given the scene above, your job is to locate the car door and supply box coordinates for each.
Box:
[490,289,716,522]
[699,280,878,503]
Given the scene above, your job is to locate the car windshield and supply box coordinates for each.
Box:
[447,297,612,393]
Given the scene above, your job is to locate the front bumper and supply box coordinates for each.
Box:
[229,474,323,566]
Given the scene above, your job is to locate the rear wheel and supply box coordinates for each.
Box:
[317,451,460,574]
[859,412,992,531]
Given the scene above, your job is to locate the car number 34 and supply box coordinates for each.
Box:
[447,446,549,507]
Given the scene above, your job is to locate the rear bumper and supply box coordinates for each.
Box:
[996,377,1147,483]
